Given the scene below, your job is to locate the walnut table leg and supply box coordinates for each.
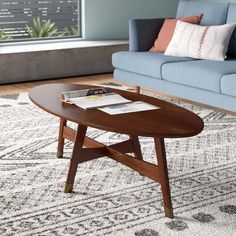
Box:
[64,125,87,193]
[129,135,143,160]
[135,86,141,93]
[57,118,67,158]
[154,137,174,219]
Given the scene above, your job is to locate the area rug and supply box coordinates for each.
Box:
[0,89,236,236]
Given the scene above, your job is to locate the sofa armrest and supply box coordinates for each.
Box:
[129,18,165,52]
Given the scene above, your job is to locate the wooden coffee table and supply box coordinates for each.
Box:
[29,83,204,218]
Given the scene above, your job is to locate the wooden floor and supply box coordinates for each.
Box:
[0,73,235,115]
[0,74,115,96]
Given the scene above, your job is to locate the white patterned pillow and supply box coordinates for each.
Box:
[165,21,236,61]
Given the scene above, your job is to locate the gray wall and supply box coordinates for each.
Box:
[82,0,179,40]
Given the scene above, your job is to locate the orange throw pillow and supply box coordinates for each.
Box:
[150,14,203,52]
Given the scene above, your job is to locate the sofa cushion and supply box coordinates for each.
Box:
[112,51,194,79]
[226,4,236,58]
[149,14,202,53]
[162,59,236,93]
[165,21,235,61]
[221,74,236,97]
[176,0,229,25]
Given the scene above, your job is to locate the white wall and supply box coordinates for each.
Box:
[82,0,179,39]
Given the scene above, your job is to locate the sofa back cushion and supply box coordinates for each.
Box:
[149,15,202,53]
[165,21,235,61]
[226,4,236,57]
[176,0,229,25]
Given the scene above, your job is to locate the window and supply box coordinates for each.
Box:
[0,0,81,42]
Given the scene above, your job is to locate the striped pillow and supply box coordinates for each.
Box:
[165,21,236,61]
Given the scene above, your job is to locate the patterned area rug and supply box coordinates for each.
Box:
[0,89,236,236]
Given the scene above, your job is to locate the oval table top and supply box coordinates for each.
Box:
[29,83,204,138]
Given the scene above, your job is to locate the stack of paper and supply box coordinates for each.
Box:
[99,101,159,115]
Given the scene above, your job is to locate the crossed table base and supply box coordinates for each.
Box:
[57,118,174,219]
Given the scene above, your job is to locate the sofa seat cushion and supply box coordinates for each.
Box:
[221,74,236,97]
[112,51,194,79]
[162,59,236,93]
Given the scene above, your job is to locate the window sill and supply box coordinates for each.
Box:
[0,40,128,54]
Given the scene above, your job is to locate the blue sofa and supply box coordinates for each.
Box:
[112,0,236,112]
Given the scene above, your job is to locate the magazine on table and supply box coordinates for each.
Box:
[98,101,159,115]
[61,87,132,110]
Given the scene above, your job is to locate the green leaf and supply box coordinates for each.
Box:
[25,17,60,38]
[64,26,80,36]
[0,29,12,40]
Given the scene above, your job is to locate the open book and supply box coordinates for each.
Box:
[61,88,131,110]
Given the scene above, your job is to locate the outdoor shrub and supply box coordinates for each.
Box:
[25,17,62,38]
[0,29,12,40]
[64,26,80,36]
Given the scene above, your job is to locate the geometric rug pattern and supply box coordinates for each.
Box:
[0,91,236,235]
